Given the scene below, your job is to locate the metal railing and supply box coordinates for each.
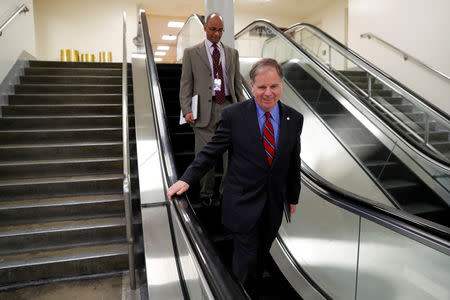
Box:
[360,32,450,81]
[121,11,136,290]
[0,4,29,36]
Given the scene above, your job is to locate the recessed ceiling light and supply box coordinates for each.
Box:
[168,21,184,28]
[157,45,170,51]
[162,35,176,40]
[154,51,166,56]
[154,57,163,62]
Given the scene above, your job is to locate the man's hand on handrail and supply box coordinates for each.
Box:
[167,180,190,200]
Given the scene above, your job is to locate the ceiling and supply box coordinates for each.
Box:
[141,0,334,63]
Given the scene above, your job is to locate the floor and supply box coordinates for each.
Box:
[0,272,145,300]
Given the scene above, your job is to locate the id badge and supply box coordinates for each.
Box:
[214,78,222,91]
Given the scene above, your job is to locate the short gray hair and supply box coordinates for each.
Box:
[249,58,283,82]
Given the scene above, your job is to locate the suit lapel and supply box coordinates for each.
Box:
[196,42,211,71]
[271,101,287,168]
[223,43,232,75]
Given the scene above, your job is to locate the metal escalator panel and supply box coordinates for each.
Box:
[235,21,449,227]
[285,24,450,166]
[273,164,450,300]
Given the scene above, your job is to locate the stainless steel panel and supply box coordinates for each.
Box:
[277,184,360,300]
[357,218,450,300]
[131,53,166,205]
[271,238,326,300]
[142,206,183,299]
[170,204,214,299]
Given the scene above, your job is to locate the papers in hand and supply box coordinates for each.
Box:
[284,201,291,223]
[179,95,198,125]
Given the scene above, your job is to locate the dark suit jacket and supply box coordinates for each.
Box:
[179,41,245,128]
[180,98,303,233]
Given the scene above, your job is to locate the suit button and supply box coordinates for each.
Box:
[209,99,212,102]
[209,87,211,90]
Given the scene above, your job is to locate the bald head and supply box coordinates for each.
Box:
[204,13,224,44]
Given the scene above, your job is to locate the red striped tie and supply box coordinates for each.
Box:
[263,112,275,165]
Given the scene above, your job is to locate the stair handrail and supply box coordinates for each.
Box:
[360,32,450,81]
[0,4,29,37]
[121,11,136,290]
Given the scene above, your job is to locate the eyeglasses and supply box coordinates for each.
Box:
[207,27,224,33]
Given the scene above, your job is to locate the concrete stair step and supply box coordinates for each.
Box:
[0,128,133,144]
[8,94,126,105]
[15,84,132,94]
[24,67,123,76]
[0,216,126,254]
[20,75,131,85]
[0,243,128,286]
[0,142,124,161]
[0,115,128,130]
[0,157,123,179]
[2,104,130,117]
[0,174,123,201]
[28,60,128,69]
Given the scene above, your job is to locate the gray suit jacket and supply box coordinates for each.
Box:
[179,41,244,128]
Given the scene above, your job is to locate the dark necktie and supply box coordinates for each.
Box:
[263,112,275,165]
[212,43,226,104]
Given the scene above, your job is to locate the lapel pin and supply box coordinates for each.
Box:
[287,117,290,120]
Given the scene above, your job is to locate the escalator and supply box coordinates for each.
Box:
[137,12,450,300]
[283,61,447,224]
[284,23,450,164]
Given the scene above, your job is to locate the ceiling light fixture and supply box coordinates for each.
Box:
[157,45,170,51]
[154,57,163,62]
[168,21,184,28]
[154,51,166,56]
[162,35,176,40]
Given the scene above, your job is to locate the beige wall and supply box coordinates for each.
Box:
[301,0,348,44]
[348,0,450,114]
[235,11,298,34]
[0,0,36,82]
[34,0,138,62]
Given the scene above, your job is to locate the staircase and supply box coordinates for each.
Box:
[0,61,136,288]
[284,61,449,227]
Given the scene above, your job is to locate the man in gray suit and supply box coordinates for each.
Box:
[179,12,244,204]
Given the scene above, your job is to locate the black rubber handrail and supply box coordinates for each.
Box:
[285,23,450,121]
[236,19,450,169]
[139,10,248,300]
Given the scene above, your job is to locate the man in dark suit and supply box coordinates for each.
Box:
[179,12,244,204]
[169,58,303,291]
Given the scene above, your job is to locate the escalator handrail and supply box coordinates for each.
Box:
[176,13,204,41]
[235,19,450,171]
[285,23,450,121]
[139,10,248,300]
[300,160,450,255]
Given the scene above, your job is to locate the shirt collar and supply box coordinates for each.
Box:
[205,39,222,51]
[254,99,279,122]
